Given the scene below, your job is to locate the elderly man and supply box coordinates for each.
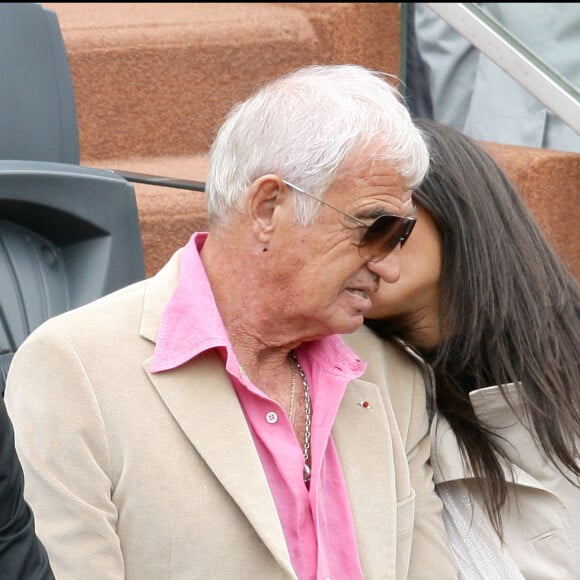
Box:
[5,64,457,579]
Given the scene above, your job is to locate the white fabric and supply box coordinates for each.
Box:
[439,481,525,580]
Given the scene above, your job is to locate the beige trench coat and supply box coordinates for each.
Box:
[432,383,580,580]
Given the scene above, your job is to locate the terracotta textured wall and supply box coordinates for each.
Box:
[485,142,579,279]
[44,3,579,280]
[45,3,401,161]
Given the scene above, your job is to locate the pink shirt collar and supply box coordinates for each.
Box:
[151,232,364,378]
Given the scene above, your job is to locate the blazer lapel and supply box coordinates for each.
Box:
[144,351,294,573]
[138,251,294,573]
[333,377,398,579]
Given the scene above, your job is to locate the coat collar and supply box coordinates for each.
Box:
[139,247,182,344]
[432,384,556,492]
[139,252,294,572]
[392,340,557,493]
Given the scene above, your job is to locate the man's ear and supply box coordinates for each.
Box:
[248,175,286,243]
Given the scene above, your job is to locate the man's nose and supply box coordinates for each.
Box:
[366,247,401,284]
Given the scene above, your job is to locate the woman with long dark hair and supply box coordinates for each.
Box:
[365,117,580,579]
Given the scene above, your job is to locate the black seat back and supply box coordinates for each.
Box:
[0,3,79,164]
[0,160,146,395]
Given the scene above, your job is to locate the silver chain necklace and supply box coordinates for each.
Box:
[289,351,312,486]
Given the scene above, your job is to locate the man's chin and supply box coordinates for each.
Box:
[335,312,366,336]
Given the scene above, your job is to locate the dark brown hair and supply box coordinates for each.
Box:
[366,118,580,536]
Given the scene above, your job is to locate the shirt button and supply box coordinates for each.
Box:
[265,411,278,424]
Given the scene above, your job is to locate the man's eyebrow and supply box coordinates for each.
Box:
[355,205,417,220]
[355,208,387,220]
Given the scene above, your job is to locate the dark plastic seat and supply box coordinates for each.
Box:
[0,5,188,395]
[0,3,79,164]
[0,160,146,395]
[0,3,202,190]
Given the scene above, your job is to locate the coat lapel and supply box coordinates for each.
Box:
[138,251,294,574]
[144,351,294,573]
[333,377,398,579]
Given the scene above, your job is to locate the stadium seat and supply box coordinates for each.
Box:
[0,160,145,395]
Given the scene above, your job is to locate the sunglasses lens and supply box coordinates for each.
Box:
[399,218,416,247]
[358,216,416,261]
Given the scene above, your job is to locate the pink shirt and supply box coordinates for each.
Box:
[151,233,365,579]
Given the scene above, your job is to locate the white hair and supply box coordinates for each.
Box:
[205,64,429,225]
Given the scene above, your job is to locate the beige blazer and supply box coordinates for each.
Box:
[5,249,457,580]
[432,384,580,580]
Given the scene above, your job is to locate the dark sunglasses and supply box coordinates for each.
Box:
[283,180,416,262]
